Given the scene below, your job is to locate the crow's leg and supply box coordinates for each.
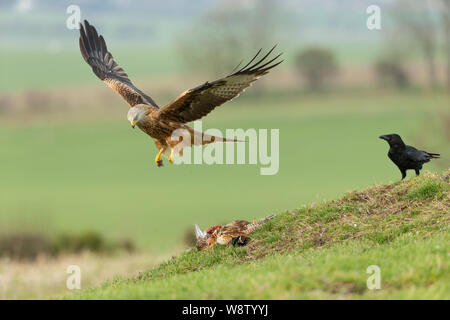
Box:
[401,169,407,180]
[415,169,420,176]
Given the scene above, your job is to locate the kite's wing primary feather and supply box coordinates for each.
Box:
[79,20,159,108]
[156,46,283,123]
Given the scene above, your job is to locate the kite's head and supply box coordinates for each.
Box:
[127,105,147,128]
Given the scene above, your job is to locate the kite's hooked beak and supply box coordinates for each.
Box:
[130,121,137,129]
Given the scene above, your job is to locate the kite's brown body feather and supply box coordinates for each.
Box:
[79,20,282,166]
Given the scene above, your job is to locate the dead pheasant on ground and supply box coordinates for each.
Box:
[195,215,274,250]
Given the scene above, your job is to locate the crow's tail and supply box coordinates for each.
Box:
[427,152,440,159]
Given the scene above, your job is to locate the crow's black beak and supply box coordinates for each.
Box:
[379,135,390,141]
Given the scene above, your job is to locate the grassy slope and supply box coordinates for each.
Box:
[70,170,449,299]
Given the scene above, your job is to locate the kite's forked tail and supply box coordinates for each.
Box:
[185,127,245,145]
[168,126,245,158]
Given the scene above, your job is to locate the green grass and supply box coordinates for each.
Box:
[406,180,446,200]
[0,90,448,252]
[68,171,449,299]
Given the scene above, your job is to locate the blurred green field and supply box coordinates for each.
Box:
[0,48,183,93]
[0,43,383,93]
[0,90,447,252]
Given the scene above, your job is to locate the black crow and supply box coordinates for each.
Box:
[379,134,440,180]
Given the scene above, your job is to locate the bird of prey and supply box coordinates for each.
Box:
[194,224,221,251]
[79,20,283,167]
[195,215,274,250]
[379,134,440,180]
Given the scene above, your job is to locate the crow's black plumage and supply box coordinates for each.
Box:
[379,134,440,180]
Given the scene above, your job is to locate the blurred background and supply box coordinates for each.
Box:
[0,0,449,298]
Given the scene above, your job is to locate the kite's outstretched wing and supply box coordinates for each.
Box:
[156,47,283,123]
[79,20,158,108]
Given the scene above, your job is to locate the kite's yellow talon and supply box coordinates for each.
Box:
[169,152,174,164]
[155,150,163,167]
